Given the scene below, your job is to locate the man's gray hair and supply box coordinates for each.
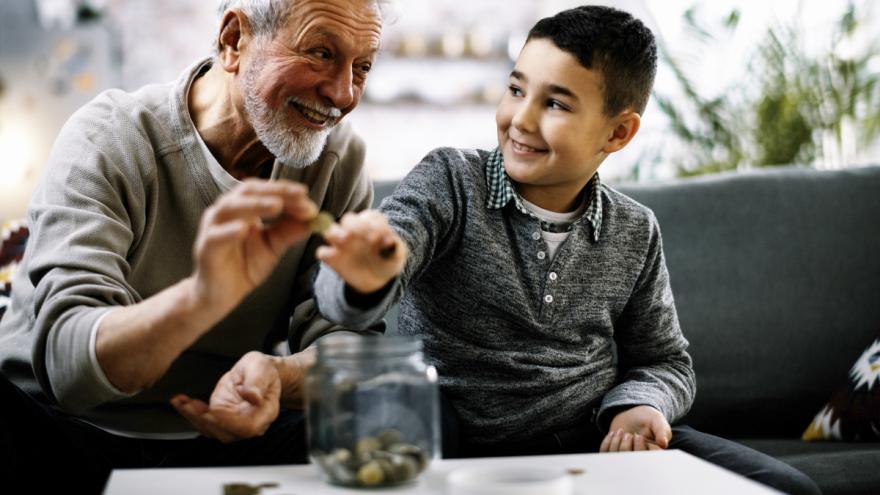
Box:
[216,0,291,51]
[216,0,394,51]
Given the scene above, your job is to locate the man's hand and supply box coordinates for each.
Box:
[171,351,281,443]
[192,179,318,316]
[599,405,672,452]
[316,210,408,294]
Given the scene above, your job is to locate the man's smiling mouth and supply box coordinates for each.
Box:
[287,97,338,126]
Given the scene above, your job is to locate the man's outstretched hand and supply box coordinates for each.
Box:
[171,351,281,443]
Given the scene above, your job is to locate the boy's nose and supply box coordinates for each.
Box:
[511,103,538,134]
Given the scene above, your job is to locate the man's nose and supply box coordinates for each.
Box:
[319,66,355,110]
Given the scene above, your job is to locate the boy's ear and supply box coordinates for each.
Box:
[217,9,253,73]
[602,111,641,154]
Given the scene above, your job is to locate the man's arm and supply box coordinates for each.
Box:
[96,181,317,394]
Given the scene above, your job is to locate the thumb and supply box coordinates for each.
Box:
[651,417,672,449]
[236,384,263,405]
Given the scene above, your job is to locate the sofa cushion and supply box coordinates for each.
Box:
[802,338,880,441]
[616,166,880,438]
[781,450,880,495]
[739,439,880,495]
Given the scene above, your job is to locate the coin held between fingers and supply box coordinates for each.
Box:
[309,211,397,259]
[309,211,334,234]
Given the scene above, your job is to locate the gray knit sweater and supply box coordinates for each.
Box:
[0,57,373,435]
[315,147,696,445]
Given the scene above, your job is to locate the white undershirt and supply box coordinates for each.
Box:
[519,197,584,261]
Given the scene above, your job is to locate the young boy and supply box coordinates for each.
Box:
[313,6,820,495]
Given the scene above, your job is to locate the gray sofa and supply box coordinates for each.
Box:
[374,164,880,495]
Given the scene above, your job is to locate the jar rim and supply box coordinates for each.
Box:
[316,334,423,358]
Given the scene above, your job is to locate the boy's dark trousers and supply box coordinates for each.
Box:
[440,395,822,495]
[0,373,308,494]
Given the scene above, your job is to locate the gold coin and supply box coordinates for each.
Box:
[309,212,334,234]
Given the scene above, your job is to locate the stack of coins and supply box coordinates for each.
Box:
[312,428,430,487]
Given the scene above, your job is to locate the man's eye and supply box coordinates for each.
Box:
[313,49,332,60]
[508,85,523,97]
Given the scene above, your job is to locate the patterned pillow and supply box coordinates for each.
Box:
[0,220,29,322]
[802,338,880,441]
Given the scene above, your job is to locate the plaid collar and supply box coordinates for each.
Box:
[485,147,603,242]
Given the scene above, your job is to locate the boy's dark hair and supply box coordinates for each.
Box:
[527,5,657,117]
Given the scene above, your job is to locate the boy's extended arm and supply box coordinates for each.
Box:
[313,210,409,329]
[597,213,696,431]
[313,148,468,329]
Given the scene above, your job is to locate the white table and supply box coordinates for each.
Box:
[105,449,781,495]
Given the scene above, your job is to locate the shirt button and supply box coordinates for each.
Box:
[537,251,546,260]
[532,232,541,240]
[549,272,558,281]
[544,294,554,304]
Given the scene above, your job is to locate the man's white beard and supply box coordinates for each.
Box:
[242,59,333,169]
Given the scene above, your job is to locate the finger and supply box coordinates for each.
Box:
[208,408,271,439]
[236,385,263,405]
[315,245,339,262]
[620,432,634,452]
[197,412,241,443]
[211,196,285,224]
[171,397,216,439]
[338,212,372,239]
[633,433,647,451]
[322,224,351,245]
[239,179,307,200]
[608,429,623,452]
[651,419,672,449]
[599,431,613,453]
[236,180,317,222]
[197,219,250,252]
[647,442,664,451]
[263,216,312,256]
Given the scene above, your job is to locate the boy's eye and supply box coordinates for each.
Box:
[508,85,523,97]
[547,99,569,111]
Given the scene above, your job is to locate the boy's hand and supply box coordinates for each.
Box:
[315,210,408,294]
[599,405,672,452]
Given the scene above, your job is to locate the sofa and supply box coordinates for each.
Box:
[374,164,880,495]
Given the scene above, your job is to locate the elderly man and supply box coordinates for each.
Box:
[0,0,385,491]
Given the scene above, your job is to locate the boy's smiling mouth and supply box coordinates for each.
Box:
[511,138,548,154]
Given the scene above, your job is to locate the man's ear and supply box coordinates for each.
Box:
[217,10,252,73]
[602,111,641,154]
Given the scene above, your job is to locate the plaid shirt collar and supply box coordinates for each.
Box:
[485,147,603,242]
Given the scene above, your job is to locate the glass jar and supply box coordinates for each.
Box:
[305,334,440,487]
